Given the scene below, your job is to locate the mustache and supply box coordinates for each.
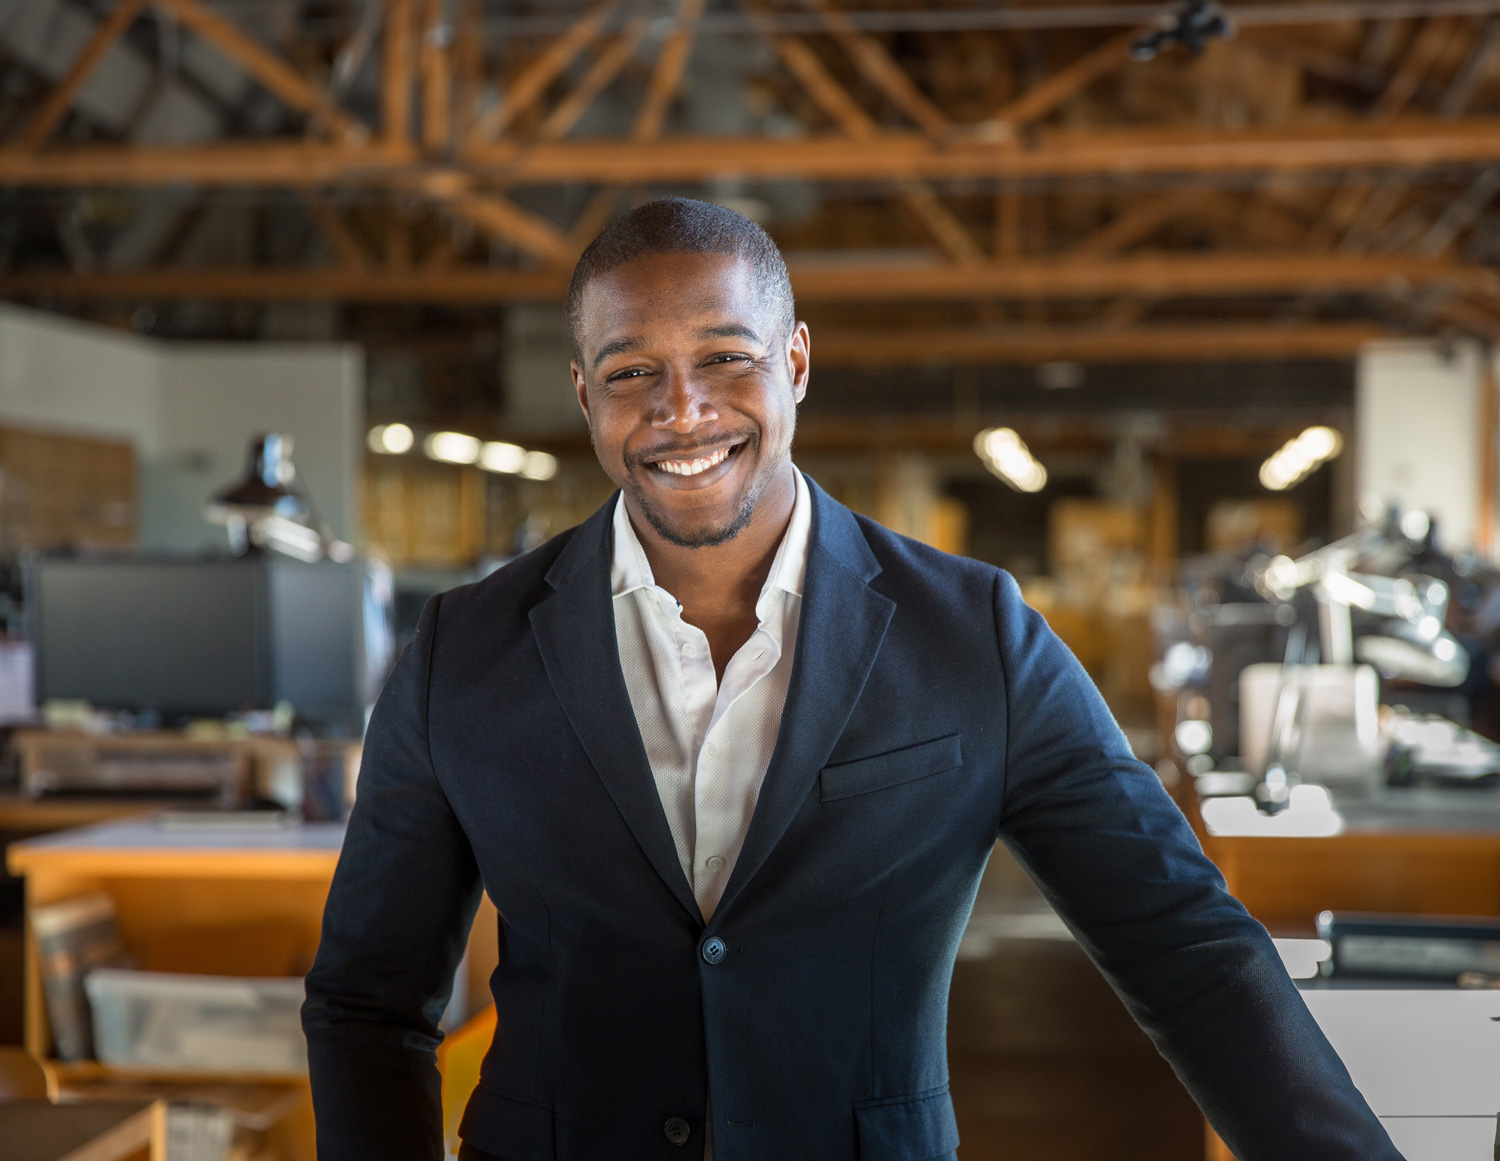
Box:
[624,432,754,470]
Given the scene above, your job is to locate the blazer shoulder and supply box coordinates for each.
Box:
[849,508,1004,599]
[427,522,584,631]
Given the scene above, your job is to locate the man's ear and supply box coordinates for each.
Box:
[788,322,810,405]
[570,359,592,425]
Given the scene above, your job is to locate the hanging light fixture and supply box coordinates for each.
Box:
[974,428,1047,493]
[204,433,353,562]
[1261,426,1343,491]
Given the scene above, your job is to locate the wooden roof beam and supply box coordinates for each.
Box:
[17,0,148,150]
[634,0,704,141]
[1371,15,1464,121]
[384,0,415,147]
[804,0,949,136]
[467,0,617,145]
[1069,190,1208,257]
[420,0,453,155]
[10,119,1500,186]
[1439,17,1500,115]
[302,196,373,271]
[4,252,1496,304]
[155,0,367,144]
[536,17,650,141]
[810,322,1391,366]
[985,29,1138,132]
[764,30,983,264]
[428,186,577,266]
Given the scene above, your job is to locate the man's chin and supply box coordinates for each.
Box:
[628,485,756,550]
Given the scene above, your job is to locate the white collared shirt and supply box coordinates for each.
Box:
[610,469,811,922]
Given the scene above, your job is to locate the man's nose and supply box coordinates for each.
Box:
[650,366,718,434]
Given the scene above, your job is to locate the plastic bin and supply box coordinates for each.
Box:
[84,969,307,1074]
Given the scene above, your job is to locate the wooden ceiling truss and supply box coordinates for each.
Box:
[4,0,1500,362]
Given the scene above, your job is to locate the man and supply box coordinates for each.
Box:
[304,198,1400,1161]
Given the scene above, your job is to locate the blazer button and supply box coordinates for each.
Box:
[663,1116,691,1145]
[700,936,726,965]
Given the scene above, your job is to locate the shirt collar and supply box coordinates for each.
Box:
[610,467,812,610]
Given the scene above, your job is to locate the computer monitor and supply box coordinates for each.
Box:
[27,555,366,734]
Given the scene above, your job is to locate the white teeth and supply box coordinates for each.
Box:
[653,445,733,477]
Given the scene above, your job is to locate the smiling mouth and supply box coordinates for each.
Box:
[647,442,741,477]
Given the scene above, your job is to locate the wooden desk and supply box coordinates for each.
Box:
[1189,783,1500,935]
[7,820,344,1161]
[0,1099,163,1161]
[0,799,161,835]
[6,817,501,1161]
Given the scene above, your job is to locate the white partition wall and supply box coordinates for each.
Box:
[1355,339,1493,553]
[0,304,165,453]
[0,303,363,552]
[159,344,363,548]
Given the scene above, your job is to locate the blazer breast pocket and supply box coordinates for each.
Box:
[820,734,963,802]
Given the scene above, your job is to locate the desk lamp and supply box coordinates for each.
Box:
[205,433,353,563]
[1251,516,1469,812]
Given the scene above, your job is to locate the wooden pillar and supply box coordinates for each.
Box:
[1478,346,1497,558]
[1149,453,1179,583]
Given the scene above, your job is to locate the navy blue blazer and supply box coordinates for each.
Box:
[303,477,1399,1161]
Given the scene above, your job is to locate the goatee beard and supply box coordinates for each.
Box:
[627,479,760,548]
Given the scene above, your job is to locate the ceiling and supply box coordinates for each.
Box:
[3,0,1500,386]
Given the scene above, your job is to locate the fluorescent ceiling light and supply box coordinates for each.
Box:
[425,431,481,465]
[367,423,415,454]
[480,441,526,474]
[520,451,558,481]
[1261,425,1343,491]
[974,427,1047,492]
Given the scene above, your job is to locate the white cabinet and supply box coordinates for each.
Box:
[1301,988,1500,1161]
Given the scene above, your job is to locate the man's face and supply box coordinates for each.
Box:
[571,252,809,548]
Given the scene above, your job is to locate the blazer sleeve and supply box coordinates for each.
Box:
[303,594,483,1161]
[991,572,1400,1161]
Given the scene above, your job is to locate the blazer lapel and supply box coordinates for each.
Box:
[528,495,702,925]
[714,478,896,921]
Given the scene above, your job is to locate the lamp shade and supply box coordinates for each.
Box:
[206,434,310,523]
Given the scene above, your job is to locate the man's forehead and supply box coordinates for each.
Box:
[578,253,772,341]
[584,252,756,307]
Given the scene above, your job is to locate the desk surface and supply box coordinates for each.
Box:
[6,818,344,878]
[1196,775,1500,838]
[0,1099,157,1161]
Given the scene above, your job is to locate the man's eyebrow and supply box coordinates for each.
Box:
[591,336,645,370]
[695,324,763,344]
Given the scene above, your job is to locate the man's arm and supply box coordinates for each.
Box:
[303,595,483,1161]
[991,572,1400,1161]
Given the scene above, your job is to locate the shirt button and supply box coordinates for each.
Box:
[701,936,726,965]
[681,641,698,657]
[705,855,725,873]
[704,742,719,759]
[663,1116,691,1145]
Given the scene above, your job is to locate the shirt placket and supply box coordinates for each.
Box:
[693,619,782,918]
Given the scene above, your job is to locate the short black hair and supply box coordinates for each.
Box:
[566,197,795,358]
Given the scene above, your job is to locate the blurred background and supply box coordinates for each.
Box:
[2,2,1500,1159]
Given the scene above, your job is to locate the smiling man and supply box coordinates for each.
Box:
[303,199,1400,1161]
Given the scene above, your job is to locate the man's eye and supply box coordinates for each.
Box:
[608,368,651,381]
[707,353,749,365]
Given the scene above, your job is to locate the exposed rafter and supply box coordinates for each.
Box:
[4,251,1494,304]
[17,0,148,150]
[466,0,618,144]
[156,0,367,143]
[8,118,1500,187]
[4,0,1500,356]
[810,322,1392,365]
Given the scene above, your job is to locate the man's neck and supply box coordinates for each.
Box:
[624,462,798,677]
